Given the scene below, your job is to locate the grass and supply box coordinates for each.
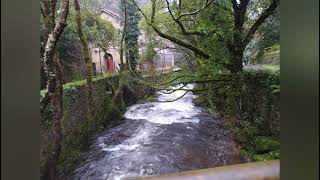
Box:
[40,73,114,96]
[261,64,280,73]
[264,44,280,55]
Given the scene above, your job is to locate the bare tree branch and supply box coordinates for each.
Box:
[157,90,189,102]
[165,0,205,36]
[130,0,210,59]
[243,0,279,45]
[40,4,46,17]
[51,0,58,28]
[156,74,210,86]
[177,0,215,20]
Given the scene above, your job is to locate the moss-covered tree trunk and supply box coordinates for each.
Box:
[119,0,127,72]
[121,0,140,72]
[130,0,279,74]
[228,43,246,73]
[226,0,279,74]
[74,0,96,131]
[42,0,70,179]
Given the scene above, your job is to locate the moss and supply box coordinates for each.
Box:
[253,154,273,161]
[239,149,253,162]
[254,136,280,153]
[40,73,151,178]
[253,150,280,161]
[261,64,280,72]
[140,96,157,103]
[195,71,280,163]
[62,74,113,91]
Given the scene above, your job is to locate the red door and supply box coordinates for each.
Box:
[104,54,115,73]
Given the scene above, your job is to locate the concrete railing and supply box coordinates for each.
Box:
[132,160,280,180]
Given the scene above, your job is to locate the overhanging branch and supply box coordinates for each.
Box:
[243,0,279,45]
[165,0,206,36]
[177,0,215,20]
[130,0,210,59]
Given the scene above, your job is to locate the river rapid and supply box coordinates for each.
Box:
[71,84,238,180]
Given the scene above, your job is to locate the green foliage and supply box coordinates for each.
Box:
[195,71,280,162]
[55,6,116,83]
[82,10,116,50]
[120,0,141,70]
[244,8,280,64]
[70,71,85,82]
[256,8,280,50]
[62,74,112,91]
[254,136,280,153]
[261,64,280,72]
[271,84,280,94]
[253,150,280,161]
[40,74,151,177]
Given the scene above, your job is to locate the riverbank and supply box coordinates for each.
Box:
[40,73,153,179]
[195,70,280,162]
[70,84,240,180]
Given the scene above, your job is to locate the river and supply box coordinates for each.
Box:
[71,84,238,180]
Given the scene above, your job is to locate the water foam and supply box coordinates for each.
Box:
[82,84,202,180]
[100,125,153,152]
[124,84,201,124]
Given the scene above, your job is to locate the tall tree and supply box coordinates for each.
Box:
[227,0,279,72]
[40,0,70,179]
[119,0,128,71]
[120,0,141,71]
[131,0,279,73]
[74,0,97,131]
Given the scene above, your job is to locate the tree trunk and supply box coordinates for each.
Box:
[74,0,96,131]
[227,0,279,74]
[229,45,245,73]
[47,53,64,180]
[42,0,70,179]
[98,48,103,75]
[120,0,127,72]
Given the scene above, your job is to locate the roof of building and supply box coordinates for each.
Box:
[98,9,120,19]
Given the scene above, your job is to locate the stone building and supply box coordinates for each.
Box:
[90,8,178,75]
[90,9,124,75]
[137,32,176,72]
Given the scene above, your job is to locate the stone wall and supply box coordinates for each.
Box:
[195,71,280,162]
[40,74,152,179]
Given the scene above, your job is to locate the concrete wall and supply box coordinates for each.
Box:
[134,160,280,180]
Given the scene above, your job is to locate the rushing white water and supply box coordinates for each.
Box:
[98,124,154,152]
[91,84,201,179]
[124,84,201,124]
[71,84,236,180]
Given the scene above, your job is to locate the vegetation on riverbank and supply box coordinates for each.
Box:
[39,0,280,179]
[40,74,153,179]
[195,70,280,162]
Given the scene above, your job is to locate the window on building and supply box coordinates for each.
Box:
[92,63,97,76]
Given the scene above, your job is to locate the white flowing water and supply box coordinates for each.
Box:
[71,84,237,180]
[124,84,200,124]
